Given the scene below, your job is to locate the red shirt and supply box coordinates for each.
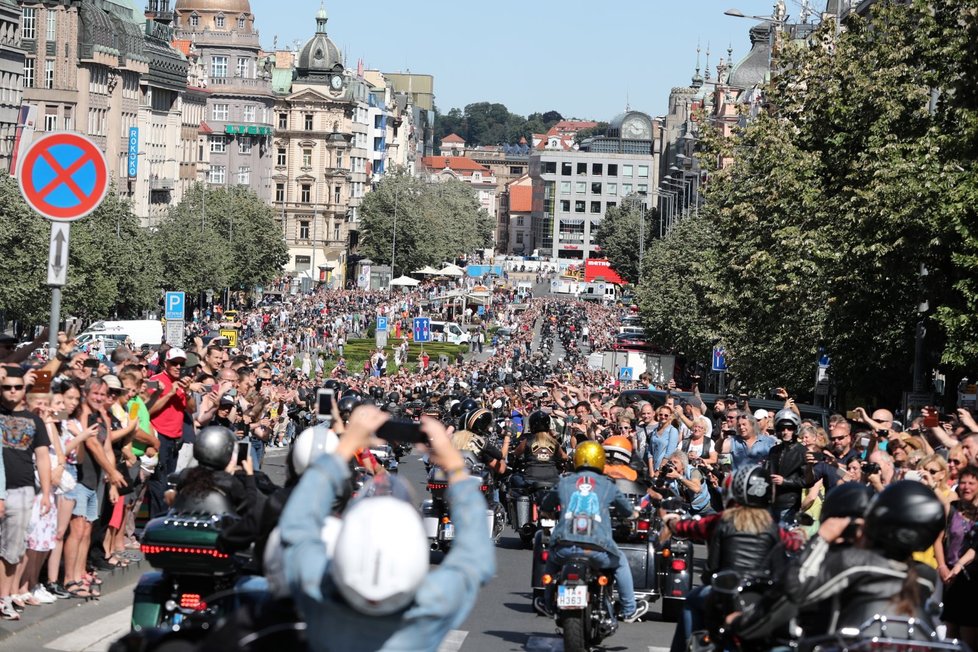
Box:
[149,371,186,439]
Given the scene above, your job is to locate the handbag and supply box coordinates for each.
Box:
[35,452,77,494]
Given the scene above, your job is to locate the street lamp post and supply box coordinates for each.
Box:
[636,191,649,275]
[389,188,398,295]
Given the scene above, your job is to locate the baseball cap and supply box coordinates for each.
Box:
[102,374,122,390]
[166,347,187,363]
[753,409,770,420]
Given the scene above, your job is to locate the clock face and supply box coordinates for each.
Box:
[622,116,650,140]
[330,75,343,90]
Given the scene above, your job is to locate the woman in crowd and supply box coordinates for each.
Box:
[936,464,978,649]
[681,415,717,466]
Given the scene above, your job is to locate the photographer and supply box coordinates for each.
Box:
[647,451,713,516]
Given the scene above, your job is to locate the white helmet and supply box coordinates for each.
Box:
[292,425,339,476]
[265,517,344,599]
[329,496,429,615]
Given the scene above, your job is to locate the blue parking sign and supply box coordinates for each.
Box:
[165,291,185,320]
[377,316,388,332]
[413,317,431,343]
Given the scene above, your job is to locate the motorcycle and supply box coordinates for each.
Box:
[507,477,557,548]
[131,491,248,630]
[422,459,503,553]
[546,552,619,652]
[795,615,968,652]
[689,570,780,652]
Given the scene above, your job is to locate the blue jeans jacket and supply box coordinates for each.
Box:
[280,454,495,652]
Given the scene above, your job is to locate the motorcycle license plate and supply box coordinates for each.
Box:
[540,518,555,528]
[441,523,455,540]
[556,585,587,609]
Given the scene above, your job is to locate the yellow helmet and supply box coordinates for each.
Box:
[573,440,606,473]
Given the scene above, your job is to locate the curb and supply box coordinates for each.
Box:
[0,559,146,643]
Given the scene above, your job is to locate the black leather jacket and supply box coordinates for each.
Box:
[707,516,783,579]
[737,536,938,641]
[768,442,807,510]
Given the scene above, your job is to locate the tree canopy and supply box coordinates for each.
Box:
[357,168,494,276]
[434,103,565,148]
[637,0,978,403]
[593,196,657,284]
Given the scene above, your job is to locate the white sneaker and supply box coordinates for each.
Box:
[0,597,20,620]
[32,586,56,604]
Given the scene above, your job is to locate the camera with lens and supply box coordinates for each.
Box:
[655,462,675,489]
[861,461,881,476]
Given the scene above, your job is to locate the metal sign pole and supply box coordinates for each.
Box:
[48,286,61,357]
[46,222,70,357]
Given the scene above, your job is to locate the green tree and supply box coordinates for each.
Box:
[153,187,231,298]
[593,196,655,284]
[358,168,493,276]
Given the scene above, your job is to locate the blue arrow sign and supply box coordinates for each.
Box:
[376,316,388,332]
[712,347,727,372]
[413,317,431,343]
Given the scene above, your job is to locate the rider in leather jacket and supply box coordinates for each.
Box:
[511,411,566,489]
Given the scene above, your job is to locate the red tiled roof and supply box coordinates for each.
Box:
[172,39,192,56]
[441,134,465,143]
[548,120,598,135]
[199,121,214,134]
[422,156,491,176]
[509,183,532,212]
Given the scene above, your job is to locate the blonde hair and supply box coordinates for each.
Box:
[721,505,773,534]
[921,453,948,477]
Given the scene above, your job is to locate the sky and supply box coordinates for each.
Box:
[246,0,816,120]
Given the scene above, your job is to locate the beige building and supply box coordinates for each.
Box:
[0,0,23,173]
[270,7,370,287]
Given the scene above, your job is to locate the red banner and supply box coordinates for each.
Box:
[584,258,625,285]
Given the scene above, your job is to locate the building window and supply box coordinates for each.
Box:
[608,164,618,176]
[239,136,252,154]
[211,56,227,78]
[278,113,287,129]
[63,107,72,131]
[189,14,199,27]
[304,113,313,130]
[623,164,633,177]
[374,114,383,128]
[275,183,285,202]
[623,183,633,195]
[43,113,56,131]
[638,183,648,193]
[576,162,587,175]
[607,201,616,209]
[638,165,649,178]
[542,162,556,174]
[333,223,340,241]
[335,152,343,169]
[300,184,311,203]
[575,201,585,213]
[516,232,524,244]
[276,147,286,166]
[561,162,572,176]
[575,181,586,194]
[591,182,602,194]
[559,181,570,194]
[209,135,226,152]
[559,200,570,212]
[510,166,523,175]
[373,136,383,151]
[237,166,250,185]
[334,185,340,203]
[302,148,312,167]
[299,220,309,240]
[21,7,36,39]
[516,216,525,227]
[212,103,229,120]
[44,59,53,89]
[46,10,56,41]
[590,201,601,213]
[607,183,617,195]
[242,105,255,122]
[23,58,34,88]
[208,165,226,184]
[215,14,225,28]
[592,163,603,175]
[236,57,248,77]
[237,16,245,29]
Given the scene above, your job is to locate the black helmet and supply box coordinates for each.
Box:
[323,379,340,392]
[728,465,774,508]
[194,426,236,470]
[459,397,480,415]
[821,482,874,521]
[528,410,552,434]
[369,386,384,400]
[387,391,400,404]
[864,481,945,559]
[463,408,494,435]
[337,394,362,421]
[342,388,362,400]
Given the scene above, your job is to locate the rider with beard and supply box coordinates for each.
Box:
[663,465,804,652]
[767,409,807,524]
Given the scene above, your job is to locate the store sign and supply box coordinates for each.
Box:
[225,125,271,136]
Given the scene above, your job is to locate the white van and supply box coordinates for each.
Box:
[76,320,163,349]
[429,321,470,346]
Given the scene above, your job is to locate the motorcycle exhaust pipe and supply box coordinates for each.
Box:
[430,542,440,552]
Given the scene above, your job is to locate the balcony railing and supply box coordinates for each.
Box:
[208,76,272,93]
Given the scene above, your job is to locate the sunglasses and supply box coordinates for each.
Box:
[925,467,942,474]
[949,459,965,465]
[830,435,848,441]
[1,384,25,391]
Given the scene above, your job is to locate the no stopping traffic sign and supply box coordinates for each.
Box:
[17,132,109,221]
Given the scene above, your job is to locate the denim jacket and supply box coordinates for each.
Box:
[544,470,633,563]
[280,453,495,652]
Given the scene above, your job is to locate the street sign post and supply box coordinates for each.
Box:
[375,329,388,350]
[165,291,186,321]
[413,317,431,343]
[376,316,388,332]
[219,328,239,348]
[165,320,185,348]
[712,346,728,395]
[17,132,109,356]
[619,367,633,382]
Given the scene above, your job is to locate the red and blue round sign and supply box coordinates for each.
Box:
[17,132,109,221]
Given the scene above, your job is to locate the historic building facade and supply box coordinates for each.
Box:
[0,0,23,173]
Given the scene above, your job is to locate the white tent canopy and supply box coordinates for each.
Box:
[440,264,464,276]
[389,275,420,287]
[413,265,442,275]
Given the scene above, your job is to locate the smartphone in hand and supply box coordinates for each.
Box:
[377,419,426,443]
[236,441,249,464]
[317,389,334,418]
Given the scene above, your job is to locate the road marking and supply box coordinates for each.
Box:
[650,648,670,652]
[46,606,130,652]
[437,629,468,652]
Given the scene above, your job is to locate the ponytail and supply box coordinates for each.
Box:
[890,561,920,617]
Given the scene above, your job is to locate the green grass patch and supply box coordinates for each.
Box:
[295,338,466,375]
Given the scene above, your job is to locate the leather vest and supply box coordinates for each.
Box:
[707,515,781,578]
